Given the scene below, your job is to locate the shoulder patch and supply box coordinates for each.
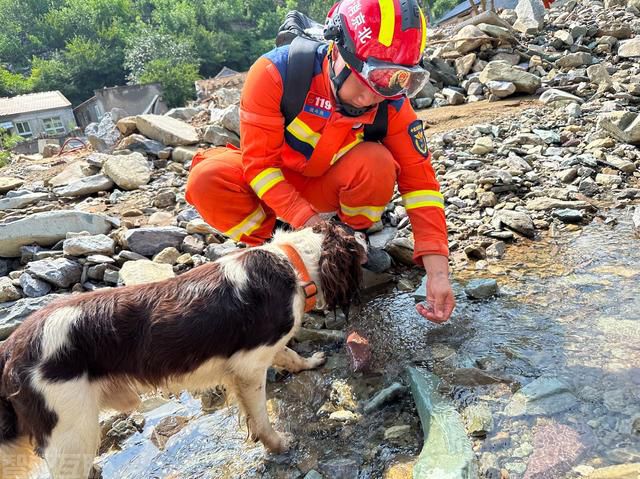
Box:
[408,119,428,156]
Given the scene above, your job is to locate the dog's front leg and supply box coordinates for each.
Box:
[273,347,326,373]
[233,368,291,453]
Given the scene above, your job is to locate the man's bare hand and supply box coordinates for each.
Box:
[417,255,455,323]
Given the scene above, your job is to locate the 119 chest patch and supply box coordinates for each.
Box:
[304,93,333,119]
[408,119,428,156]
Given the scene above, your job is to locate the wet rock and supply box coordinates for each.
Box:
[504,377,578,417]
[492,210,535,238]
[319,458,360,479]
[363,383,407,414]
[0,192,49,211]
[384,424,412,441]
[407,367,475,479]
[480,61,541,94]
[119,260,175,286]
[27,258,82,288]
[445,368,510,386]
[346,331,371,372]
[295,327,345,343]
[553,208,584,223]
[304,471,324,479]
[586,463,640,479]
[54,174,114,197]
[150,416,191,450]
[465,278,498,299]
[329,410,359,423]
[0,277,21,303]
[135,114,198,146]
[19,273,51,298]
[0,177,24,193]
[462,404,493,438]
[63,234,115,256]
[0,295,61,339]
[103,152,152,190]
[618,38,640,58]
[124,226,188,256]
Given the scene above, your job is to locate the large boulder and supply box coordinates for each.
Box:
[26,258,82,288]
[118,134,166,156]
[103,152,152,190]
[135,115,199,146]
[0,211,113,257]
[452,25,492,54]
[0,295,62,340]
[209,105,240,136]
[479,61,541,94]
[87,113,121,152]
[201,125,240,147]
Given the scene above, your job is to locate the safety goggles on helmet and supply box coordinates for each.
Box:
[350,58,430,99]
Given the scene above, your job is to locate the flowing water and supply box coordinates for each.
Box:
[90,206,639,478]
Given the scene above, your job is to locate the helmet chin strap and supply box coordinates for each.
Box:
[328,52,373,118]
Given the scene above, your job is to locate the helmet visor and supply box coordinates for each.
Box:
[353,58,430,99]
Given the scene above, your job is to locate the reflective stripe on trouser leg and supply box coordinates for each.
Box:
[339,203,386,223]
[223,205,268,242]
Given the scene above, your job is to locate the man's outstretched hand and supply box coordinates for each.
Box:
[417,255,455,324]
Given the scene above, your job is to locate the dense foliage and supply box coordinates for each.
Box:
[0,0,460,108]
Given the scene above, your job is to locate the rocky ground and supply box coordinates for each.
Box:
[1,0,640,477]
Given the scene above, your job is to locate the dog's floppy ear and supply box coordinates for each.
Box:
[312,222,364,318]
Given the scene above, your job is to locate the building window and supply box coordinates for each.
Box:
[14,121,33,138]
[42,117,66,135]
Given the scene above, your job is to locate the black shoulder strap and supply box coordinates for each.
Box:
[364,100,388,142]
[281,37,321,127]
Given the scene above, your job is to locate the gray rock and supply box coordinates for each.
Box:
[0,211,113,258]
[492,210,535,237]
[443,88,466,105]
[514,0,546,33]
[165,107,200,122]
[465,279,499,299]
[566,103,582,117]
[201,125,239,147]
[526,197,590,211]
[0,295,62,340]
[618,38,640,58]
[303,471,324,479]
[63,234,115,256]
[204,241,239,261]
[363,383,407,414]
[407,367,476,479]
[597,111,640,145]
[87,113,121,152]
[556,52,592,68]
[0,177,24,193]
[587,64,613,87]
[480,61,541,94]
[455,53,477,78]
[553,208,584,223]
[539,89,583,107]
[209,105,240,136]
[27,258,82,288]
[153,189,177,209]
[54,174,114,197]
[486,80,517,98]
[118,133,166,156]
[135,114,199,146]
[533,129,561,144]
[119,260,175,286]
[453,25,492,54]
[0,192,49,211]
[319,459,360,479]
[0,277,21,303]
[124,227,188,256]
[103,152,151,191]
[504,377,578,416]
[19,273,52,298]
[171,146,199,164]
[554,30,574,45]
[463,404,494,437]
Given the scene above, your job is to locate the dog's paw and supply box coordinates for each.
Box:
[306,351,327,369]
[270,432,295,454]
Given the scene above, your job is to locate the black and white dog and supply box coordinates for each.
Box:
[0,221,366,479]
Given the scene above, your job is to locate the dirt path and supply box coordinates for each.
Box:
[418,96,541,135]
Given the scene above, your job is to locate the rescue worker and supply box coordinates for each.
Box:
[186,0,455,323]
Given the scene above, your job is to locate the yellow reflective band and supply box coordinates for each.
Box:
[419,7,427,54]
[340,203,385,222]
[402,190,445,210]
[249,167,285,198]
[224,205,267,241]
[286,117,321,148]
[331,132,364,165]
[378,0,396,47]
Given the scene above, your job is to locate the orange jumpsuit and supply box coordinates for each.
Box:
[186,43,448,261]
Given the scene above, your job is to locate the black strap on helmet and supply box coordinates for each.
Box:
[280,36,388,141]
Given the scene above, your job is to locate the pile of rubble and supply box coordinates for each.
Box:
[414,0,640,108]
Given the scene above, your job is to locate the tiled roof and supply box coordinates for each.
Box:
[0,91,72,117]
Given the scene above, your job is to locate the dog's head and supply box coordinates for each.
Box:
[311,221,367,317]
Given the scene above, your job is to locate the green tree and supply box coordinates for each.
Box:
[0,128,23,168]
[139,59,200,107]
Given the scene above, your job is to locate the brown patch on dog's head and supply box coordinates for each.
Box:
[312,221,366,317]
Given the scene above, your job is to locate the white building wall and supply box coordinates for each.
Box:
[1,107,77,138]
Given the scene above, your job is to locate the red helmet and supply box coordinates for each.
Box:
[325,0,428,99]
[325,0,427,67]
